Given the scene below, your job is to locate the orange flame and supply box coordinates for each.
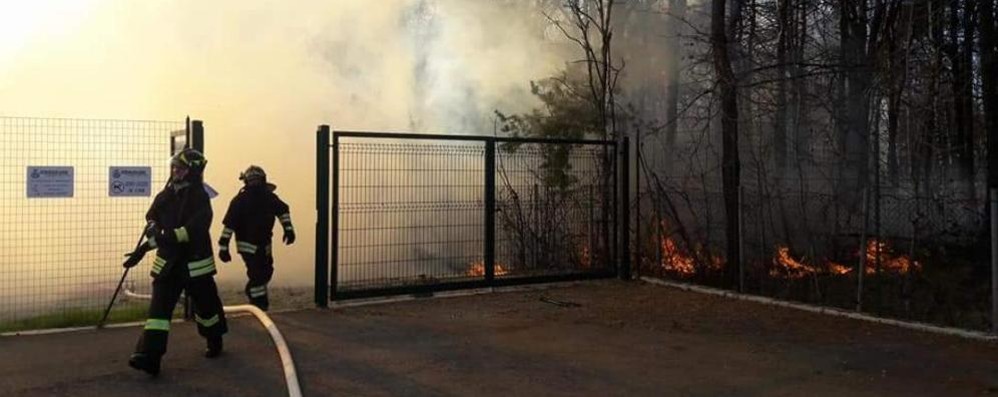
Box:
[863,239,920,274]
[580,244,592,269]
[828,262,851,275]
[662,237,695,276]
[770,246,816,279]
[769,240,920,279]
[466,259,509,277]
[770,246,855,278]
[657,221,723,276]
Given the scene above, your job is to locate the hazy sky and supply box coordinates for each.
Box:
[0,0,572,286]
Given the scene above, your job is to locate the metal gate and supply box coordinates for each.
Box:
[0,117,202,332]
[315,128,628,302]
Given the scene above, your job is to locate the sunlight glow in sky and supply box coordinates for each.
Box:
[0,1,96,61]
[0,0,568,287]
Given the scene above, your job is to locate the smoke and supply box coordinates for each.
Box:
[0,0,572,287]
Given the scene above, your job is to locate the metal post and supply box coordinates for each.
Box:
[612,143,619,277]
[315,125,330,307]
[738,185,745,293]
[484,139,496,284]
[183,119,205,321]
[533,183,540,269]
[991,188,998,334]
[191,120,204,155]
[589,184,595,265]
[857,188,869,312]
[656,211,663,271]
[601,145,612,275]
[619,137,631,280]
[635,131,642,275]
[330,130,340,301]
[874,173,883,313]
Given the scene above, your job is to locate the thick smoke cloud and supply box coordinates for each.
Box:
[0,0,572,287]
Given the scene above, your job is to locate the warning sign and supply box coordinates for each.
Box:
[27,166,74,198]
[109,167,152,197]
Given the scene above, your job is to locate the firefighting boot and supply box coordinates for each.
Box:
[205,335,223,358]
[128,352,161,376]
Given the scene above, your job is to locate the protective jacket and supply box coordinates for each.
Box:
[219,185,293,256]
[146,181,217,279]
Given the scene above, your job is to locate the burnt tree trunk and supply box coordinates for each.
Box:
[887,2,914,188]
[950,0,977,188]
[775,0,791,174]
[838,0,873,207]
[981,0,998,187]
[665,0,687,148]
[712,0,741,289]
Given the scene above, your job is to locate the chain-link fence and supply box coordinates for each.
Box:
[0,117,182,332]
[635,172,992,331]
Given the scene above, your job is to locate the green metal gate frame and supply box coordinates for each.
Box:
[314,126,630,305]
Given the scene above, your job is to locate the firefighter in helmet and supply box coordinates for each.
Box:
[217,165,295,311]
[122,148,227,376]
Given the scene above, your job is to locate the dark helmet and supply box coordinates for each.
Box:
[239,165,266,186]
[171,148,208,177]
[239,165,277,191]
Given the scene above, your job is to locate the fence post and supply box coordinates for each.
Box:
[635,130,642,275]
[874,175,883,313]
[190,120,204,155]
[602,146,612,278]
[330,129,340,301]
[857,188,869,312]
[183,119,205,321]
[738,185,745,293]
[618,137,631,280]
[484,138,496,284]
[589,184,595,267]
[315,125,330,307]
[991,187,997,335]
[533,183,540,269]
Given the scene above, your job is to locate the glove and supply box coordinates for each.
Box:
[219,249,231,263]
[145,222,161,240]
[283,230,296,245]
[122,249,147,268]
[147,223,176,247]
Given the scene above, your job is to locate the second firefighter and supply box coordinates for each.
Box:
[218,165,295,311]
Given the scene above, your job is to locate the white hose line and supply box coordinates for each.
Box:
[641,276,998,342]
[124,289,303,397]
[224,304,302,397]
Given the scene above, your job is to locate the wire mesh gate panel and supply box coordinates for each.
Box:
[494,140,617,281]
[321,130,618,300]
[0,117,183,332]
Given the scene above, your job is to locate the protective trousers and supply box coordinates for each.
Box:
[134,269,228,358]
[241,248,274,311]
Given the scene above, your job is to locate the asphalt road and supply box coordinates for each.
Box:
[2,281,997,396]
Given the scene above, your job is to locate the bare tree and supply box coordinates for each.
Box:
[544,0,622,141]
[712,0,741,288]
[983,0,998,188]
[950,0,978,189]
[664,0,688,148]
[837,0,889,204]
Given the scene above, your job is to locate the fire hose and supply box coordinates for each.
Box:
[124,288,303,397]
